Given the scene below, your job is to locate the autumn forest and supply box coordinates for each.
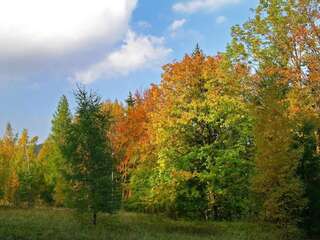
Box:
[1,1,320,240]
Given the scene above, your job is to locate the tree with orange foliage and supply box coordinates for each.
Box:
[122,47,254,219]
[229,0,320,235]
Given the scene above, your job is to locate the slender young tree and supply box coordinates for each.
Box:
[51,95,72,147]
[49,95,72,205]
[63,87,120,225]
[0,123,16,203]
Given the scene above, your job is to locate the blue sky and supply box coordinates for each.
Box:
[0,0,258,141]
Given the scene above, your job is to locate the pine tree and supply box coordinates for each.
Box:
[63,87,120,225]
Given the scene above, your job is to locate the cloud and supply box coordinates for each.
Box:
[173,0,240,14]
[216,16,227,24]
[0,0,137,79]
[169,19,187,35]
[74,30,172,84]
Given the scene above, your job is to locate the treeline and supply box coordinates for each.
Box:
[0,90,121,225]
[0,0,320,238]
[108,0,320,236]
[0,126,46,207]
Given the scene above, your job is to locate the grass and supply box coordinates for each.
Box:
[0,207,284,240]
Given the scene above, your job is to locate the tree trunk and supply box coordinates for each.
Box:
[316,129,320,154]
[93,212,97,225]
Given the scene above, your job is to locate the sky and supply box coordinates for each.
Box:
[0,0,259,141]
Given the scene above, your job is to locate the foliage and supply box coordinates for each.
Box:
[120,50,254,220]
[61,87,120,224]
[229,0,320,235]
[0,1,320,237]
[294,119,320,235]
[251,85,306,231]
[42,95,73,206]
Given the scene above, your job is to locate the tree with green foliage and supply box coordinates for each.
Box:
[127,49,254,220]
[294,119,320,235]
[14,129,46,207]
[192,43,203,57]
[37,138,64,205]
[62,87,120,225]
[46,95,73,205]
[51,95,72,147]
[125,91,135,108]
[229,0,319,235]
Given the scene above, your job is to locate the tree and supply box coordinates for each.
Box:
[252,84,306,235]
[105,89,158,201]
[192,43,203,57]
[46,95,73,205]
[124,49,254,219]
[0,123,16,204]
[63,87,120,225]
[229,0,319,234]
[37,138,64,205]
[14,129,45,207]
[125,91,135,107]
[294,119,320,235]
[51,95,72,147]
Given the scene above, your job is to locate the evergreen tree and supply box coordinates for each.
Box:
[51,95,72,147]
[4,123,14,142]
[192,43,203,57]
[63,87,120,225]
[37,138,64,205]
[49,95,72,205]
[125,91,135,107]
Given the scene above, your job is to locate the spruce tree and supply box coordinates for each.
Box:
[192,43,203,57]
[49,95,72,205]
[51,95,72,147]
[125,91,135,107]
[63,87,120,225]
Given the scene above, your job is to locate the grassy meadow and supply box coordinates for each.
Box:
[0,208,284,240]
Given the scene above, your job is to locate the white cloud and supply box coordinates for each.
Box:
[0,0,137,78]
[169,19,187,32]
[173,0,240,13]
[74,30,172,84]
[169,19,187,34]
[216,15,227,24]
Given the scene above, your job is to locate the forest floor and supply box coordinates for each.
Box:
[0,207,284,240]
